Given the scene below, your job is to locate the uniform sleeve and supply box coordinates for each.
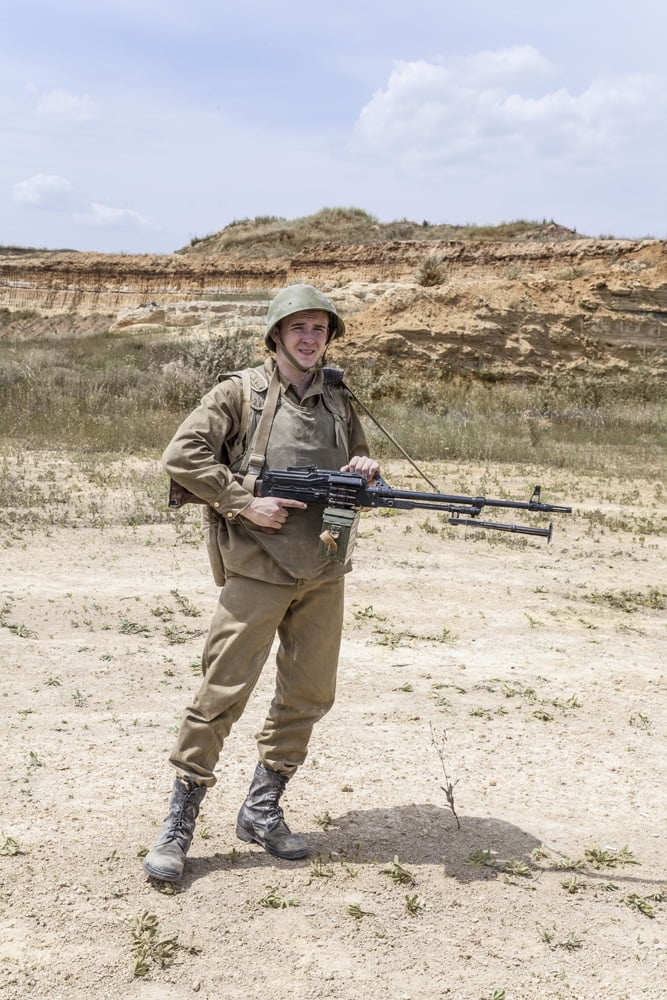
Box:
[162,379,254,518]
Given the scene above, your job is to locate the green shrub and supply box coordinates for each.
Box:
[416,254,446,287]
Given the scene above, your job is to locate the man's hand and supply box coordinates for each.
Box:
[341,455,381,482]
[238,496,307,532]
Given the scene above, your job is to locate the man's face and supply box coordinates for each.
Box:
[273,309,330,371]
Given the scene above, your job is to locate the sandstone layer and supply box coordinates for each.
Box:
[1,238,665,379]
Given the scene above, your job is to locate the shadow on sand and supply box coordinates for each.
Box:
[179,803,544,888]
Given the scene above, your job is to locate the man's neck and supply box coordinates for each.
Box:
[275,357,319,398]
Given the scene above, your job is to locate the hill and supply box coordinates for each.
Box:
[177,207,581,258]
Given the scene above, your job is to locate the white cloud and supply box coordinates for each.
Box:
[13,173,73,208]
[36,88,101,123]
[354,47,667,171]
[74,202,153,228]
[454,45,552,88]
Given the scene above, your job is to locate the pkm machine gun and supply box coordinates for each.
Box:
[169,465,572,563]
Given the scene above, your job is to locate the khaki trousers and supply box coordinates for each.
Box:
[169,573,345,786]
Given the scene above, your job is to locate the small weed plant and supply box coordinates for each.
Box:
[381,856,416,886]
[131,911,179,977]
[258,887,300,909]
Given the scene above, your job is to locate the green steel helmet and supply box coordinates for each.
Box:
[264,284,345,351]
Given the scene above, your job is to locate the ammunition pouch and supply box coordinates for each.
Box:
[317,508,359,564]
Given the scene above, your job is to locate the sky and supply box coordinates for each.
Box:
[2,0,666,254]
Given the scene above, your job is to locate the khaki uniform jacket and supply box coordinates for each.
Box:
[162,359,370,586]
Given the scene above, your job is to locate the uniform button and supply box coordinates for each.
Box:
[226,512,234,519]
[213,501,220,508]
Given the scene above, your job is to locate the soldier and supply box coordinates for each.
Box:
[143,284,379,882]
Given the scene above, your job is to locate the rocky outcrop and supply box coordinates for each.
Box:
[1,238,665,379]
[337,273,667,379]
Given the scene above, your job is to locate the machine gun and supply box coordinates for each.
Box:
[169,465,572,563]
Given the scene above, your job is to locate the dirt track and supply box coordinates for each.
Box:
[1,456,665,1000]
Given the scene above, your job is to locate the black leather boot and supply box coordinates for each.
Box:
[143,776,207,881]
[236,763,310,860]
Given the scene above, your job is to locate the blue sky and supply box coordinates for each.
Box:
[2,0,665,254]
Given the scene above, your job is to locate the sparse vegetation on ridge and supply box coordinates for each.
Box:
[178,207,579,258]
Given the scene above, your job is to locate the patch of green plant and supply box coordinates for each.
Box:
[583,845,640,869]
[352,604,386,622]
[405,893,423,915]
[624,892,664,917]
[552,694,581,710]
[538,925,584,950]
[163,623,201,644]
[119,617,151,636]
[501,681,537,701]
[416,253,446,287]
[310,857,335,878]
[595,881,619,892]
[130,911,179,977]
[550,856,586,871]
[561,876,587,894]
[347,902,374,920]
[381,856,416,886]
[3,620,37,638]
[469,707,494,719]
[466,849,496,867]
[258,887,300,909]
[502,859,532,878]
[585,588,665,613]
[0,835,22,856]
[170,588,202,617]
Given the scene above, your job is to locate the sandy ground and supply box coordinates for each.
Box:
[0,456,665,1000]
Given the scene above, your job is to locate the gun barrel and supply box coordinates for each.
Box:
[371,484,571,515]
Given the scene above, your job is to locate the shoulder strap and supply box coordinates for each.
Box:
[238,365,282,492]
[215,365,271,470]
[239,369,252,445]
[321,370,351,421]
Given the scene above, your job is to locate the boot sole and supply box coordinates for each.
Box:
[235,823,310,860]
[142,858,183,882]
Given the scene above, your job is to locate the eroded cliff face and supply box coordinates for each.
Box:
[336,241,667,378]
[1,238,665,378]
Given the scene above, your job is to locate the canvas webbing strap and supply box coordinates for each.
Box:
[239,365,281,494]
